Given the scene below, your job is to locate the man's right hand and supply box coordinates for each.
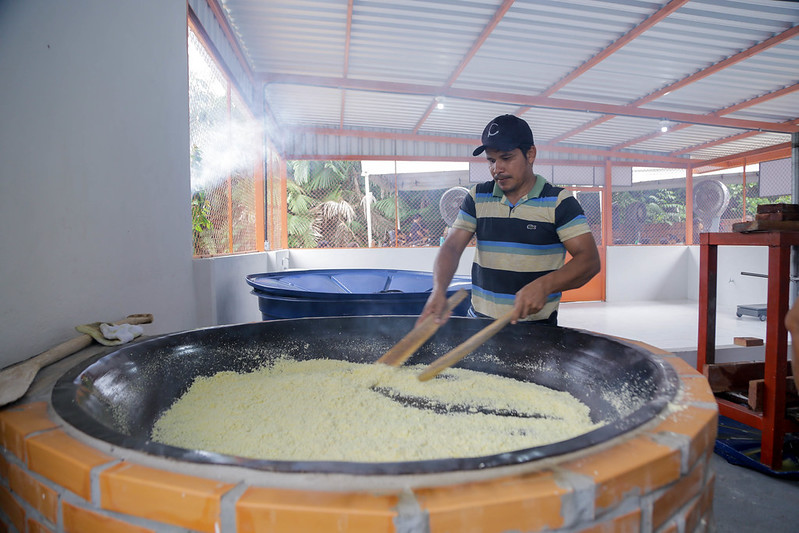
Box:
[416,290,450,327]
[417,227,474,327]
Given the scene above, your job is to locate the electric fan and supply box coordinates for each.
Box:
[693,180,730,232]
[439,186,469,227]
[627,201,647,243]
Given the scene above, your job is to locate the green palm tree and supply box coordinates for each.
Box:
[287,160,400,248]
[286,177,320,248]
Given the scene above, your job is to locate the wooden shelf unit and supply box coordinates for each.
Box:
[698,231,799,470]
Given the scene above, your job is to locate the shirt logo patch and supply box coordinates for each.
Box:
[527,224,537,230]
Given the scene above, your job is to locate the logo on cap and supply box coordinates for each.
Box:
[472,114,534,156]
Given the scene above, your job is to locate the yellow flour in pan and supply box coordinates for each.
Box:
[151,359,601,462]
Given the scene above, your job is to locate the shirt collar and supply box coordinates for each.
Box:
[492,174,548,204]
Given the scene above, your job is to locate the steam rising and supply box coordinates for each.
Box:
[188,26,263,192]
[190,118,263,191]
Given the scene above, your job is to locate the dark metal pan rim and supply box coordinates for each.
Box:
[51,317,680,476]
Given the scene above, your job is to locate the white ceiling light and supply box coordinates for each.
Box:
[659,119,671,133]
[435,96,445,110]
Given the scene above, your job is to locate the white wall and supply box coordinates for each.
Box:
[193,253,269,327]
[606,246,694,301]
[287,247,474,275]
[605,245,768,305]
[0,1,197,367]
[713,246,770,308]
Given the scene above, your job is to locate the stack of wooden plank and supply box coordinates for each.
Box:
[733,203,799,233]
[704,360,797,411]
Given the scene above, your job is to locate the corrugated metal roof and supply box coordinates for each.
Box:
[214,0,799,166]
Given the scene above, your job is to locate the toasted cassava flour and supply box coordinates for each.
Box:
[151,358,601,462]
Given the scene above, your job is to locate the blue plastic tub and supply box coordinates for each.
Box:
[246,269,471,320]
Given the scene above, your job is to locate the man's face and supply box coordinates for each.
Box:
[484,147,536,198]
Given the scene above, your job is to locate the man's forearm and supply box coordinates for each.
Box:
[431,244,461,295]
[542,253,600,294]
[546,233,601,294]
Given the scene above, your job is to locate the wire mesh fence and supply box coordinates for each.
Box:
[573,190,603,247]
[265,145,286,250]
[285,160,460,249]
[611,178,791,246]
[188,28,261,257]
[611,186,687,245]
[283,160,791,250]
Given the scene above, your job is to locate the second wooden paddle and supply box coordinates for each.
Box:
[0,314,153,407]
[376,289,468,366]
[417,308,515,381]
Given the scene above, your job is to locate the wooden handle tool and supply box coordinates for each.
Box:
[376,289,468,367]
[418,309,515,381]
[0,314,153,407]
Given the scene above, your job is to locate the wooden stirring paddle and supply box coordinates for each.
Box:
[0,314,153,407]
[376,289,468,367]
[418,308,515,381]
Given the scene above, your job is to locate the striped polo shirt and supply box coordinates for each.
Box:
[452,175,591,321]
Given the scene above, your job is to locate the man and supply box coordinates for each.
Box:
[418,114,601,326]
[784,301,799,389]
[408,213,429,245]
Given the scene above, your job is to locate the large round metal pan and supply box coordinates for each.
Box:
[52,316,679,475]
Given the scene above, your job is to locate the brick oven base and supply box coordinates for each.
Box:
[0,341,717,533]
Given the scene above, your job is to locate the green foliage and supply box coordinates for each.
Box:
[191,190,212,233]
[287,160,389,248]
[613,188,686,225]
[286,178,319,248]
[645,188,685,225]
[190,145,214,249]
[725,183,791,219]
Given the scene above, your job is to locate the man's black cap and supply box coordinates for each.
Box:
[472,114,535,156]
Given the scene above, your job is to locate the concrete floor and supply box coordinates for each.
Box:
[560,300,799,532]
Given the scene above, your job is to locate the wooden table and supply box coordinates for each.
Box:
[698,231,799,470]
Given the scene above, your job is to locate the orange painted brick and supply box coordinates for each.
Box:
[678,376,716,404]
[27,429,114,501]
[7,463,58,523]
[648,406,717,470]
[683,473,714,533]
[62,500,154,533]
[416,471,568,532]
[0,403,57,461]
[27,517,54,533]
[237,487,397,533]
[651,457,705,529]
[99,462,234,533]
[575,509,641,533]
[563,436,681,511]
[0,485,25,533]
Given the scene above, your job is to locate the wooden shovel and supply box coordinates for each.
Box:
[376,289,467,366]
[418,308,515,381]
[0,314,153,407]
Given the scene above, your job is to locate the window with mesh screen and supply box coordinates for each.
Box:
[188,27,262,257]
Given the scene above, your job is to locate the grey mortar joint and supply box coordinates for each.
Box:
[393,488,430,533]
